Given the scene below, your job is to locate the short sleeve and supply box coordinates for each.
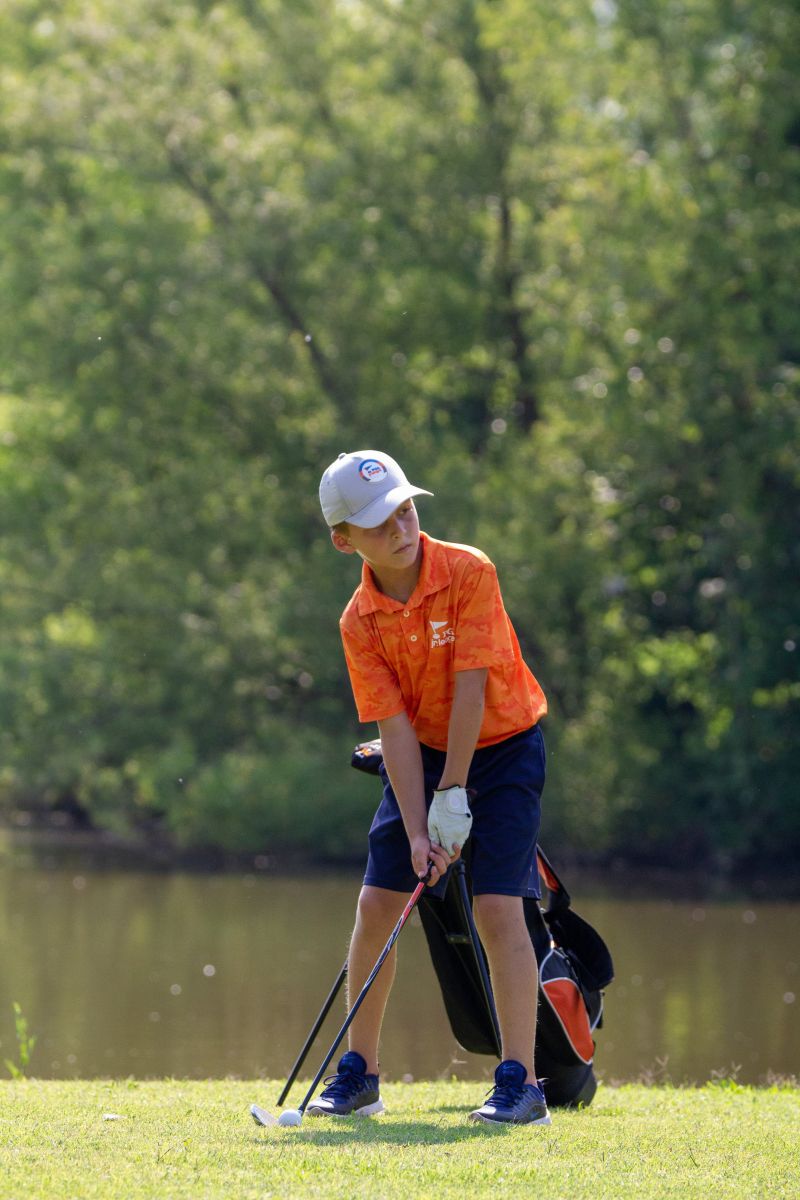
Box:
[340,621,406,724]
[452,562,516,671]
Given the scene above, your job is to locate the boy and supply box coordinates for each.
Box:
[314,449,550,1126]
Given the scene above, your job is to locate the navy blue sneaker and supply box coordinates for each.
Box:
[306,1051,384,1118]
[470,1060,551,1126]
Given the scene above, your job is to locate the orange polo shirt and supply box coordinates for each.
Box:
[339,532,547,750]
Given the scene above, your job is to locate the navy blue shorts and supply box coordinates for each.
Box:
[363,724,545,899]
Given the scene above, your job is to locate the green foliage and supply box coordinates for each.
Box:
[0,0,797,867]
[4,1002,37,1080]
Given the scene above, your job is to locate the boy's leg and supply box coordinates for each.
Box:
[469,891,550,1125]
[305,885,408,1118]
[464,725,546,1113]
[346,885,409,1073]
[473,893,539,1082]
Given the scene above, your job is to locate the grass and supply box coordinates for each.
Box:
[0,1079,798,1199]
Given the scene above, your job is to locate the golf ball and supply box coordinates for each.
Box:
[278,1109,303,1127]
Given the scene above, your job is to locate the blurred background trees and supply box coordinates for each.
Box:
[0,0,797,868]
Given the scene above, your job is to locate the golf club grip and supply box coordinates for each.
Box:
[297,871,430,1114]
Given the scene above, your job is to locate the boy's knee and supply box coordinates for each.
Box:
[473,893,525,939]
[355,885,406,931]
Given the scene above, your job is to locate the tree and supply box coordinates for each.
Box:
[0,0,797,866]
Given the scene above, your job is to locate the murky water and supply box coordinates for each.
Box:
[1,852,797,1086]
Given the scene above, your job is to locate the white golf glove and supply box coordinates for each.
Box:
[428,786,473,857]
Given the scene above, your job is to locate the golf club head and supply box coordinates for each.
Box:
[250,1103,279,1127]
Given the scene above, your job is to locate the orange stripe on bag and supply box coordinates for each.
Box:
[536,850,561,896]
[542,979,595,1063]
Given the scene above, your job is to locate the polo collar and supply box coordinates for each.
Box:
[356,531,452,615]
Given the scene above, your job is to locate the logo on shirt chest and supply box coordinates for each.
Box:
[430,619,455,647]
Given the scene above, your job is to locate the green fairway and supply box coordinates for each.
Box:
[0,1079,797,1199]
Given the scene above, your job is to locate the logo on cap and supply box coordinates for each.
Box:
[359,459,388,483]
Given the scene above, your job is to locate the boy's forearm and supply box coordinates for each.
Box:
[378,711,453,885]
[377,711,427,841]
[438,667,488,789]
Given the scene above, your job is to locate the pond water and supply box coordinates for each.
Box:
[1,851,797,1087]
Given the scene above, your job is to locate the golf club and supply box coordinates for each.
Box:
[276,958,348,1107]
[251,867,432,1129]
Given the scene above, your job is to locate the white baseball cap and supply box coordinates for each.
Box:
[319,450,433,528]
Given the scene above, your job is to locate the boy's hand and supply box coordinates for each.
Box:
[428,786,473,858]
[410,834,450,886]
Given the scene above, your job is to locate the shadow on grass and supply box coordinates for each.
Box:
[249,1117,515,1147]
[432,1104,489,1114]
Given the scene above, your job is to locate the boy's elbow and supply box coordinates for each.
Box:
[455,667,488,696]
[378,711,416,744]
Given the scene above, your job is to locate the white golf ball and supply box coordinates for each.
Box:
[278,1108,303,1127]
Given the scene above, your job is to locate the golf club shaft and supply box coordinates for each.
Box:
[277,958,348,1106]
[296,872,430,1115]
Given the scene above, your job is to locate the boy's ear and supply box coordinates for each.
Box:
[331,528,357,555]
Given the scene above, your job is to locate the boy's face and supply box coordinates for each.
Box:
[331,500,421,575]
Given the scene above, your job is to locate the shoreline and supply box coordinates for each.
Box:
[2,820,797,900]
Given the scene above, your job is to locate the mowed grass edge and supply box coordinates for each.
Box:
[0,1079,798,1200]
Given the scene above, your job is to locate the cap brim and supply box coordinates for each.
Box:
[347,485,433,528]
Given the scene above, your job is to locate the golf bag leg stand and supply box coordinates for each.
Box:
[452,860,502,1059]
[277,958,348,1106]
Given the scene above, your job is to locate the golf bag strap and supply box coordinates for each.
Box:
[536,846,571,911]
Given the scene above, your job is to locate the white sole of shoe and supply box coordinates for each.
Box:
[469,1110,552,1126]
[306,1098,385,1118]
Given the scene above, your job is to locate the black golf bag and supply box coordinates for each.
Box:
[352,739,614,1107]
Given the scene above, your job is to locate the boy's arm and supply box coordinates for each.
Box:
[437,667,488,789]
[377,711,451,886]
